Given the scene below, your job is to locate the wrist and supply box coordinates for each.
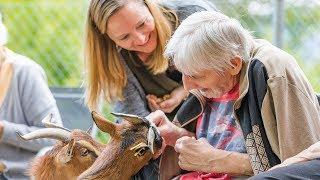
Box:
[168,126,194,147]
[175,127,194,141]
[209,150,253,176]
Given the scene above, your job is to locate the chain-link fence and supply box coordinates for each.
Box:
[0,0,319,91]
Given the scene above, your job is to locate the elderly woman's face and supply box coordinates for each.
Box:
[106,1,157,56]
[182,69,238,98]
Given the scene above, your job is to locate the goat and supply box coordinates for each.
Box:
[78,112,163,180]
[17,112,162,180]
[16,114,104,180]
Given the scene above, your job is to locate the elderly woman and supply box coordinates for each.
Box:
[0,13,62,180]
[147,11,320,179]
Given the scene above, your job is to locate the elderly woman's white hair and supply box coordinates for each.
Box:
[164,11,254,76]
[0,12,8,46]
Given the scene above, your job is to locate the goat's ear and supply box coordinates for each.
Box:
[111,112,144,125]
[91,111,117,136]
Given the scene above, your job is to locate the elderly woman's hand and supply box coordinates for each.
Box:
[269,141,320,171]
[146,110,194,147]
[174,137,217,173]
[146,86,188,113]
[174,137,253,175]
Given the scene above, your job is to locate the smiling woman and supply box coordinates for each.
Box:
[83,0,217,179]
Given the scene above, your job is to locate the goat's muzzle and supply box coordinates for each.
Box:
[147,124,162,154]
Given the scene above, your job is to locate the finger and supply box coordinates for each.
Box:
[176,136,194,145]
[178,155,193,171]
[159,98,177,108]
[146,110,166,125]
[147,94,157,100]
[150,99,161,110]
[147,100,156,112]
[175,136,191,153]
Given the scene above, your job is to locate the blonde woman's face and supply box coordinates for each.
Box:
[106,1,157,55]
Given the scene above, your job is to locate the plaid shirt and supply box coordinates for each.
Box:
[196,84,246,153]
[180,84,246,180]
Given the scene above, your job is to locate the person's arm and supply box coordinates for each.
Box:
[175,136,253,176]
[0,61,62,152]
[270,141,320,170]
[264,76,320,161]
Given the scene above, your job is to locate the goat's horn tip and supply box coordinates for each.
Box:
[91,111,98,118]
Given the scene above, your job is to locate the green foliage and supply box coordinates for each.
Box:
[213,0,320,92]
[1,0,88,86]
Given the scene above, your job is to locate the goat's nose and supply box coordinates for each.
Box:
[152,127,163,150]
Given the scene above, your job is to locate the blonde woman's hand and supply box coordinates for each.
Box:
[146,94,162,112]
[146,86,188,113]
[159,86,188,113]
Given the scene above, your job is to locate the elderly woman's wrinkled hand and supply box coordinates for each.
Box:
[174,137,217,173]
[146,110,185,147]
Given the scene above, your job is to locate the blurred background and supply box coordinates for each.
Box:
[0,0,319,90]
[0,0,319,141]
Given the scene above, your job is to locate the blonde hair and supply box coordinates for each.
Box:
[84,0,174,109]
[164,11,254,76]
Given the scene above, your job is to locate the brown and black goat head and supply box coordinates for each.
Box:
[78,111,162,180]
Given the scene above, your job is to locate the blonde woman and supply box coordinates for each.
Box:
[0,13,62,180]
[84,0,216,118]
[84,0,216,179]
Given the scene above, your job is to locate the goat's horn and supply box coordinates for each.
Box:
[16,128,71,142]
[42,114,71,132]
[91,111,117,136]
[111,112,144,125]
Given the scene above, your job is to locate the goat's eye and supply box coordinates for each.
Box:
[135,147,148,157]
[80,148,89,156]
